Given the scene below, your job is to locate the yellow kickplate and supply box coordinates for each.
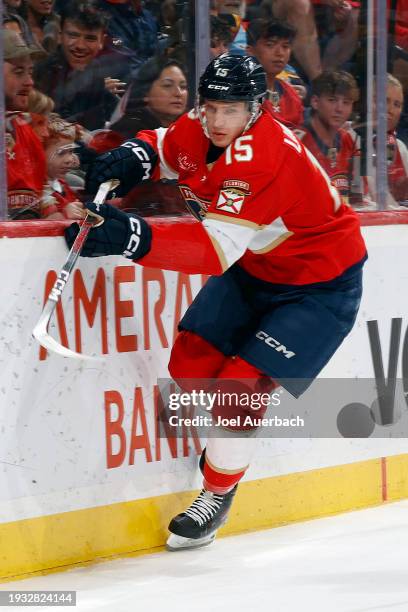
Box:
[0,455,400,582]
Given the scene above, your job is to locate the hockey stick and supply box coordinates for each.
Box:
[32,179,120,360]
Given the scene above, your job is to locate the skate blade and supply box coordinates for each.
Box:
[166,532,216,552]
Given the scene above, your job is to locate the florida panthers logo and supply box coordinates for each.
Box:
[179,185,209,221]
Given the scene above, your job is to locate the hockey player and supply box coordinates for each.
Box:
[65,53,367,551]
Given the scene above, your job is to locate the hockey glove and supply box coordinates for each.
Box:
[86,139,158,197]
[65,201,152,260]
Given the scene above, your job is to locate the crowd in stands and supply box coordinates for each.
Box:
[3,0,408,220]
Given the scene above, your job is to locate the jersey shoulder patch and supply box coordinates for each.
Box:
[215,181,251,215]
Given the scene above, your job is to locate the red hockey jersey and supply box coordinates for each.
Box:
[137,110,366,285]
[6,113,47,219]
[297,124,357,203]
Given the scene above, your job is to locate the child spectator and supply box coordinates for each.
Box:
[297,70,358,204]
[40,116,86,220]
[247,18,304,129]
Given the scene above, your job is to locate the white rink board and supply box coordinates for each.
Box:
[0,225,407,524]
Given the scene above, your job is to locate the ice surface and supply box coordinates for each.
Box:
[2,500,408,612]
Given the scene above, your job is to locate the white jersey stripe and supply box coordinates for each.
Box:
[248,216,293,253]
[203,217,257,269]
[155,127,179,181]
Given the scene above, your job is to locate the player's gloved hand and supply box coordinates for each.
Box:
[85,139,158,197]
[65,201,152,260]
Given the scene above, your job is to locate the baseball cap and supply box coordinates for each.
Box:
[3,29,45,61]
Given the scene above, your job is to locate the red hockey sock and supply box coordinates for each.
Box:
[168,331,228,392]
[203,456,246,494]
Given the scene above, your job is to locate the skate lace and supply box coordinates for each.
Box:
[184,490,223,526]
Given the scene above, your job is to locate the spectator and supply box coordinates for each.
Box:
[247,18,304,129]
[40,116,86,219]
[210,15,233,57]
[20,0,60,53]
[387,74,408,206]
[108,54,189,217]
[364,74,408,207]
[385,74,408,205]
[96,0,159,78]
[111,55,188,137]
[211,0,248,54]
[297,70,359,204]
[348,74,408,209]
[34,2,117,130]
[3,29,47,219]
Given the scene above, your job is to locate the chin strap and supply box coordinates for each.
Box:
[243,100,263,131]
[195,100,210,138]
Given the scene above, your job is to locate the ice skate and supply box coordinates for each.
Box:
[166,485,238,551]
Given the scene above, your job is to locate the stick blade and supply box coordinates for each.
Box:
[32,323,103,361]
